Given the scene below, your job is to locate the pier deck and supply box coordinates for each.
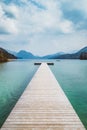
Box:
[1,63,86,130]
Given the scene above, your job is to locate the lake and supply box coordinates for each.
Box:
[0,60,38,127]
[50,60,87,129]
[0,60,87,129]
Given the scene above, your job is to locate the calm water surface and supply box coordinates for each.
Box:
[0,60,87,129]
[0,60,38,127]
[50,60,87,129]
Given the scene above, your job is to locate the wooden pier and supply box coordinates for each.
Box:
[1,63,86,130]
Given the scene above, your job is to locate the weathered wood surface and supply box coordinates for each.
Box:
[1,63,86,130]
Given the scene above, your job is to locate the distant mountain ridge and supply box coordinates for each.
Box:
[55,46,87,59]
[8,46,87,59]
[16,50,35,59]
[14,51,64,59]
[1,46,87,61]
[0,48,17,62]
[42,52,64,59]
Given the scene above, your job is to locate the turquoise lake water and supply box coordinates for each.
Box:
[50,60,87,129]
[0,60,38,127]
[0,60,87,129]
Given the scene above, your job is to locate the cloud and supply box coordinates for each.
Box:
[61,0,87,19]
[0,0,75,35]
[0,0,87,55]
[28,0,74,33]
[0,3,18,34]
[3,4,19,19]
[29,0,46,10]
[10,30,87,56]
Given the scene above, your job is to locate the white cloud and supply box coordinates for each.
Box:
[0,0,74,35]
[0,18,18,34]
[19,0,74,35]
[0,5,4,18]
[0,3,18,34]
[25,30,87,55]
[59,20,74,33]
[4,4,19,18]
[0,0,87,55]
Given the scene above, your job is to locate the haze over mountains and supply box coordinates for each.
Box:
[10,46,87,60]
[0,46,87,62]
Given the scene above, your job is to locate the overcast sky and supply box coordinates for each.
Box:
[0,0,87,56]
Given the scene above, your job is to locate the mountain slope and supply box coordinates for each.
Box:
[55,46,87,59]
[0,48,17,62]
[79,47,87,59]
[5,46,87,60]
[16,50,36,59]
[42,52,64,59]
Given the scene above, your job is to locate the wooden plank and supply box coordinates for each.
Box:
[1,63,86,130]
